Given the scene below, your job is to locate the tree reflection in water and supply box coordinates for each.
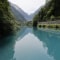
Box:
[0,34,17,60]
[33,28,60,60]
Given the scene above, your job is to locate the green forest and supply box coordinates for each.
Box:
[0,0,20,37]
[33,0,60,27]
[0,0,60,37]
[0,0,60,60]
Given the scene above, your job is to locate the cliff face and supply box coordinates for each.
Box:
[0,0,18,36]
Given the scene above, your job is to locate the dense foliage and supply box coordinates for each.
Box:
[0,0,19,36]
[33,0,60,27]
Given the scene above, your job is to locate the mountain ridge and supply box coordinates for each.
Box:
[10,2,27,22]
[9,2,41,21]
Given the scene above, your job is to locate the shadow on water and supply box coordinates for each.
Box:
[0,27,33,60]
[0,27,28,46]
[0,27,26,60]
[33,28,60,60]
[0,27,60,60]
[0,34,16,60]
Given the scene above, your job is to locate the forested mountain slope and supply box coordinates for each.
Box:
[33,0,60,26]
[0,0,19,36]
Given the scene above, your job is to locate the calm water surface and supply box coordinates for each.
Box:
[0,27,60,60]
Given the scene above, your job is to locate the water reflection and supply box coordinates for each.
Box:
[0,27,27,60]
[14,33,54,60]
[0,27,60,60]
[33,28,60,60]
[13,27,60,60]
[0,35,16,60]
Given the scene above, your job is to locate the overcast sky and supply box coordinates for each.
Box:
[8,0,46,15]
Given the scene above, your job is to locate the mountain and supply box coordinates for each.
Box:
[29,8,41,20]
[33,0,60,27]
[10,2,27,22]
[0,0,19,36]
[9,2,41,21]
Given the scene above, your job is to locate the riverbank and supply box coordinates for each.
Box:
[38,24,60,29]
[37,20,60,29]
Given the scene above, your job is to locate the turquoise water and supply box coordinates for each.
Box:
[0,27,60,60]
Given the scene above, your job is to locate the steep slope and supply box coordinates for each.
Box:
[29,7,41,20]
[10,2,27,22]
[9,2,41,21]
[0,0,19,36]
[33,0,60,27]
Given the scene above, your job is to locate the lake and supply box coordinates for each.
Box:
[0,27,60,60]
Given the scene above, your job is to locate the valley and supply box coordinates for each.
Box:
[0,0,60,37]
[0,0,60,60]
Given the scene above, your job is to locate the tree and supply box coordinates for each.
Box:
[0,0,19,37]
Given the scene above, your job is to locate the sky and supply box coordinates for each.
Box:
[8,0,46,15]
